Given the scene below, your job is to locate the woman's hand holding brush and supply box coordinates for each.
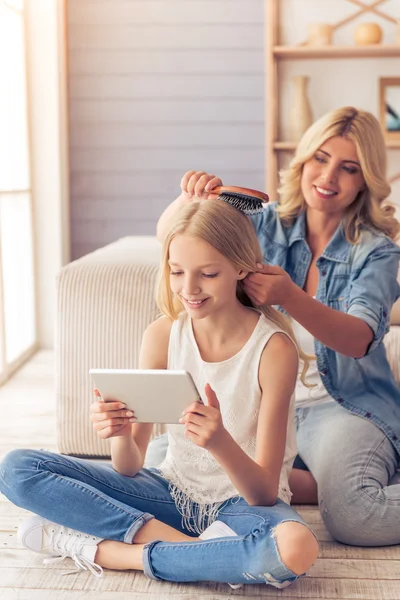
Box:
[157,171,222,241]
[179,170,222,201]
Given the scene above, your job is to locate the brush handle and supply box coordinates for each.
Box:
[212,186,269,203]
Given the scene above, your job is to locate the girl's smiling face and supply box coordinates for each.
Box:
[301,136,365,218]
[168,234,246,318]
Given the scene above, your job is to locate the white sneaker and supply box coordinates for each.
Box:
[18,515,103,577]
[200,520,243,589]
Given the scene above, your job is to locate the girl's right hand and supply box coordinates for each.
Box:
[90,389,136,439]
[180,171,222,201]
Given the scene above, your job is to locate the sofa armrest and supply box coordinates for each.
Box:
[55,237,161,457]
[391,298,400,326]
[384,325,400,386]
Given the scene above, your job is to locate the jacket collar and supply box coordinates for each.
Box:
[287,210,352,263]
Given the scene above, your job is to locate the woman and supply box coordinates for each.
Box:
[155,106,400,547]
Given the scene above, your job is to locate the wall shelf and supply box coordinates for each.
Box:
[273,44,400,60]
[386,140,400,149]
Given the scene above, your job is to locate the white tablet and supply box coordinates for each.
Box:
[89,369,203,424]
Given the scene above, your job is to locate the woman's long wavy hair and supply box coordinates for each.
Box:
[156,200,310,384]
[278,106,400,242]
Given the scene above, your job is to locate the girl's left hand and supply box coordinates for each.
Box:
[179,384,225,452]
[243,263,295,307]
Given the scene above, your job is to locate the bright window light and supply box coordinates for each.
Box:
[0,0,36,375]
[0,3,30,191]
[0,192,35,363]
[2,1,24,13]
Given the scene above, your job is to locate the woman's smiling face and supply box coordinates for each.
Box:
[301,136,366,218]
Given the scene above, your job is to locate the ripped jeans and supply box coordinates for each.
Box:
[0,449,312,586]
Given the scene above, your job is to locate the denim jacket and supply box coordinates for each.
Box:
[250,203,400,455]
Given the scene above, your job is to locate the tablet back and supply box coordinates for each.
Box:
[90,369,202,423]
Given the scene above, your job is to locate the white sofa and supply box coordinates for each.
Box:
[55,236,400,457]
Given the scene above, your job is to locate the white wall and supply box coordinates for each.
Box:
[25,0,70,348]
[67,0,265,259]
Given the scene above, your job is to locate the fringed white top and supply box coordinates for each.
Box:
[158,311,297,534]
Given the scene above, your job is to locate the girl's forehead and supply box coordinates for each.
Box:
[169,235,227,265]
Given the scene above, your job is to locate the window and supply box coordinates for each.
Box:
[0,0,36,383]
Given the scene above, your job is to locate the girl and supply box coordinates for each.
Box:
[156,106,400,547]
[0,200,318,587]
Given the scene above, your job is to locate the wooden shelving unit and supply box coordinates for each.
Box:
[265,0,400,198]
[273,44,400,59]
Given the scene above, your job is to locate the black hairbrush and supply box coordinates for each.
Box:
[212,186,269,215]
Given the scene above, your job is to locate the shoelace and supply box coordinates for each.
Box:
[41,527,103,578]
[44,553,103,577]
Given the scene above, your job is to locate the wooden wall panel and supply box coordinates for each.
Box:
[68,0,265,259]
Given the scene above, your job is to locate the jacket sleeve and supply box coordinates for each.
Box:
[347,241,400,355]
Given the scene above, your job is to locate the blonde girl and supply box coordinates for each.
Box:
[0,200,318,587]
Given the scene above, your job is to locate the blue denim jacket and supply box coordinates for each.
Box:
[250,203,400,455]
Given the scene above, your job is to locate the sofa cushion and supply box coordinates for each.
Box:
[56,236,162,457]
[391,298,400,325]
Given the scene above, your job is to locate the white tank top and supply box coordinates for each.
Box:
[291,319,335,409]
[158,310,297,534]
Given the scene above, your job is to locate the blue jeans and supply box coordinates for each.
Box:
[0,448,310,585]
[295,402,400,547]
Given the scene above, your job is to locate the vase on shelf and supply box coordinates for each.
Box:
[307,23,333,46]
[289,76,313,142]
[354,22,383,45]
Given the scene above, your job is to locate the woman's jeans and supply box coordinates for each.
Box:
[295,402,400,547]
[0,449,310,586]
[147,402,400,547]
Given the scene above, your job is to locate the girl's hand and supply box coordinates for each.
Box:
[243,263,295,307]
[180,171,222,202]
[90,389,136,439]
[179,384,226,452]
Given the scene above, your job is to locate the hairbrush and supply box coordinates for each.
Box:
[212,186,269,215]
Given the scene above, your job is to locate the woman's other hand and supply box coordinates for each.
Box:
[180,171,222,202]
[244,263,295,307]
[90,389,136,439]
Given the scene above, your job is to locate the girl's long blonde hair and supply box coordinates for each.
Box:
[278,106,400,242]
[156,200,310,384]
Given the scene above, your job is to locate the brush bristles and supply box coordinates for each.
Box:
[219,193,264,215]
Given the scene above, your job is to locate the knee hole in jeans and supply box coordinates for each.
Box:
[274,522,318,575]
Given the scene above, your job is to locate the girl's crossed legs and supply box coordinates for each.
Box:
[0,448,317,586]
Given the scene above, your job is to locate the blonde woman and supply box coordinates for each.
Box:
[0,201,318,586]
[155,106,400,547]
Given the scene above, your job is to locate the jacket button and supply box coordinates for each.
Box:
[366,412,371,418]
[321,271,327,276]
[337,397,344,403]
[393,435,398,441]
